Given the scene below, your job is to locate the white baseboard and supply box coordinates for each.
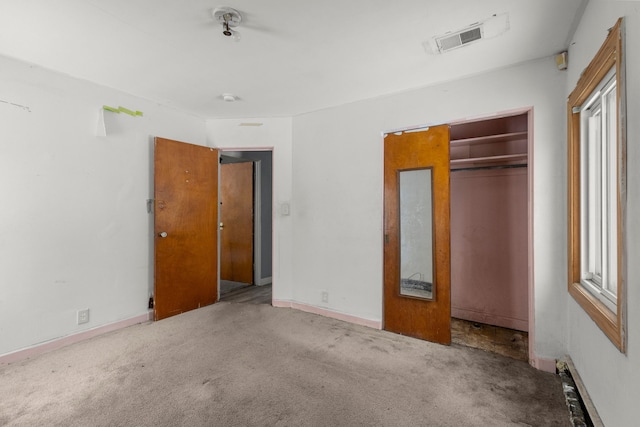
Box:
[0,312,152,365]
[564,356,604,426]
[272,299,382,330]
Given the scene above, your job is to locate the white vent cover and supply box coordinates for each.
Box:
[437,26,482,51]
[424,13,510,54]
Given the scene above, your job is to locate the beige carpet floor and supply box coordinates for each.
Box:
[0,302,569,426]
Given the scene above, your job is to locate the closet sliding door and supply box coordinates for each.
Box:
[383,125,451,344]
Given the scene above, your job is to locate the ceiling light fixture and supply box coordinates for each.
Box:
[212,7,242,41]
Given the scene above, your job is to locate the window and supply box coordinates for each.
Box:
[580,68,617,311]
[568,18,626,352]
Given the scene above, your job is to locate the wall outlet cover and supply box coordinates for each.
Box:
[77,309,90,325]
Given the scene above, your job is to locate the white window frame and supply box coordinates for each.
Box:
[579,69,617,312]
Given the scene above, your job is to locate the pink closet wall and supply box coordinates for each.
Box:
[450,168,528,331]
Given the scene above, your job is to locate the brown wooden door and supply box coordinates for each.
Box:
[383,125,451,344]
[220,161,254,284]
[154,138,219,320]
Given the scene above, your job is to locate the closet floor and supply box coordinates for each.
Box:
[451,318,528,362]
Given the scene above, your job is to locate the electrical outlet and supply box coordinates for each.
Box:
[77,309,90,325]
[321,291,329,303]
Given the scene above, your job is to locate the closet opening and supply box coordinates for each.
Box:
[449,111,531,362]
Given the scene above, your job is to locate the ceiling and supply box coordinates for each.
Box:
[0,0,585,119]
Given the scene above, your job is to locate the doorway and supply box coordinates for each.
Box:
[382,110,533,361]
[218,150,273,304]
[449,111,531,361]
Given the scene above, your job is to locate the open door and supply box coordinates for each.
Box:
[383,125,451,344]
[154,138,219,320]
[220,161,254,284]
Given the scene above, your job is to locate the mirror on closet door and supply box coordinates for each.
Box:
[399,168,435,300]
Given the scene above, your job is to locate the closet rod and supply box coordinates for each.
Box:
[450,163,528,172]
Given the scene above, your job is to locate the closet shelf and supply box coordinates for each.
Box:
[450,131,528,147]
[450,153,528,166]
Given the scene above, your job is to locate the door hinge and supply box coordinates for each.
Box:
[146,199,154,213]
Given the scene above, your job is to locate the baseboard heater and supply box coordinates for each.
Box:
[557,357,604,427]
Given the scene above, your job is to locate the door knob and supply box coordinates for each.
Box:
[219,222,224,230]
[159,231,168,238]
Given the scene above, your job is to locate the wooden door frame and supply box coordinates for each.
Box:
[383,107,537,367]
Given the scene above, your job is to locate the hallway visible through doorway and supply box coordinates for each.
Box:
[220,280,272,305]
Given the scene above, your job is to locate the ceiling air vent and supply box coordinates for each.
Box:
[437,27,482,52]
[423,13,509,55]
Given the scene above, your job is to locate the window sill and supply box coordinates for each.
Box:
[569,281,624,352]
[579,279,617,312]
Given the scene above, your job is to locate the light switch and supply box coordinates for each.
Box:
[281,203,290,216]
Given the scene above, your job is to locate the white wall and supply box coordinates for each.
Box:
[566,2,640,425]
[0,49,572,369]
[291,57,568,360]
[0,55,206,356]
[205,119,294,301]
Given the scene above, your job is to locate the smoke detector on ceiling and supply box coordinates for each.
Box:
[220,93,239,102]
[424,13,510,54]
